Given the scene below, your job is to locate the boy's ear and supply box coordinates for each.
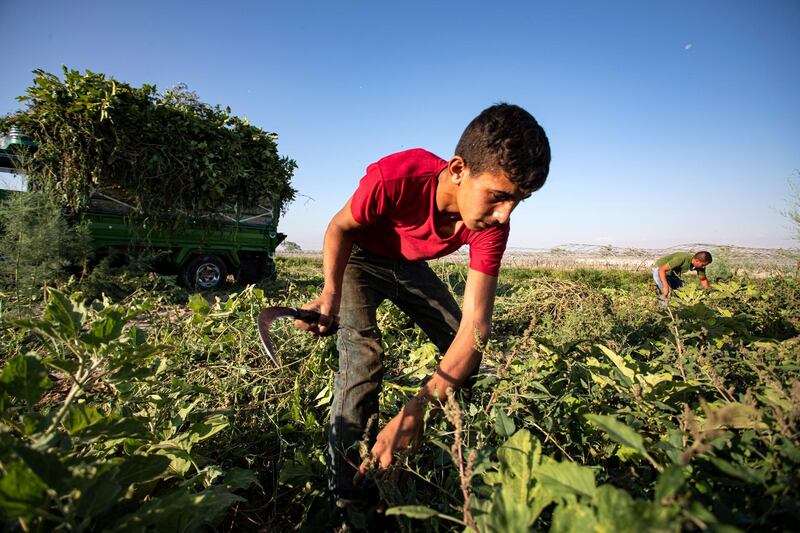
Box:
[448,156,467,184]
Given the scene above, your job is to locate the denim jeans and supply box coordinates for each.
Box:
[652,267,684,291]
[328,245,462,504]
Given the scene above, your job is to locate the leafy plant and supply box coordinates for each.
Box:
[0,191,91,300]
[0,259,797,531]
[0,289,254,531]
[1,67,296,217]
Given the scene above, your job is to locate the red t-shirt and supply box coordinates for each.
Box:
[349,148,509,277]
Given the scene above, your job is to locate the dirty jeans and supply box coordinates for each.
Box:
[328,245,462,505]
[652,267,684,291]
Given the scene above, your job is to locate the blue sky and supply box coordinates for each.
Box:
[2,0,798,249]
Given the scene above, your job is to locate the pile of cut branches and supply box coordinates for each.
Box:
[1,67,296,216]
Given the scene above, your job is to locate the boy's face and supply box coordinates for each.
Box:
[691,258,709,269]
[455,167,529,231]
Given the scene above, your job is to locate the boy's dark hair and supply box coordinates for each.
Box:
[455,103,551,194]
[694,251,713,264]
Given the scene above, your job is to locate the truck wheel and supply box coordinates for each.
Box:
[182,255,227,290]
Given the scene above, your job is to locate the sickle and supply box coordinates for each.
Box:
[257,306,339,366]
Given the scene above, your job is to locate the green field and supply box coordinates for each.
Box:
[0,258,798,532]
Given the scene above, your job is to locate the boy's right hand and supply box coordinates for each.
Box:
[296,290,340,336]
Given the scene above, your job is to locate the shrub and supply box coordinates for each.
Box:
[0,191,90,298]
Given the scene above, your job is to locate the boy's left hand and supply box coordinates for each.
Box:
[357,398,425,476]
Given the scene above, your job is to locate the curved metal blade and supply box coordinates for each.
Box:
[257,306,299,366]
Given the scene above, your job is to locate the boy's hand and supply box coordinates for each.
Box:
[296,290,340,336]
[357,398,425,476]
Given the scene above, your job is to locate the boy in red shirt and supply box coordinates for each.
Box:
[296,103,551,522]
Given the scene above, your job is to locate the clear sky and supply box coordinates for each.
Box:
[3,0,798,250]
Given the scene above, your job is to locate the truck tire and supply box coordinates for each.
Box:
[182,255,227,290]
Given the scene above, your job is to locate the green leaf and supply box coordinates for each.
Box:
[0,462,47,516]
[43,289,83,339]
[82,310,125,345]
[45,356,80,375]
[687,501,718,524]
[222,467,261,492]
[528,381,552,396]
[73,416,151,443]
[278,458,317,486]
[490,487,541,531]
[495,409,516,437]
[289,376,301,421]
[780,438,800,463]
[0,354,52,406]
[75,466,122,518]
[12,445,71,492]
[114,486,245,531]
[188,293,211,316]
[188,414,229,443]
[707,457,765,484]
[63,404,105,434]
[473,374,497,388]
[655,465,686,502]
[21,413,48,435]
[585,414,647,456]
[535,459,597,499]
[170,452,197,477]
[593,485,659,532]
[116,454,172,487]
[595,344,635,388]
[496,429,540,501]
[550,496,598,532]
[385,505,439,519]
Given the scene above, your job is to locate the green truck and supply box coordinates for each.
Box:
[1,128,285,290]
[81,191,284,289]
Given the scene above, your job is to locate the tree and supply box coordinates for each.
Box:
[281,241,302,252]
[0,191,91,297]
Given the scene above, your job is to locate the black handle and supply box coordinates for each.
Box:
[295,308,339,336]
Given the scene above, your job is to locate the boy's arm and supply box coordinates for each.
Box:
[698,271,710,289]
[361,268,498,471]
[658,262,672,296]
[419,267,497,400]
[297,199,363,335]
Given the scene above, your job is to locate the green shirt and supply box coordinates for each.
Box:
[655,252,707,279]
